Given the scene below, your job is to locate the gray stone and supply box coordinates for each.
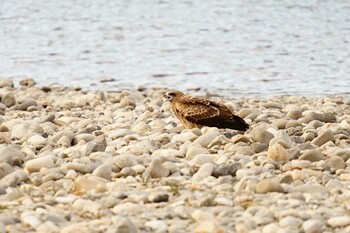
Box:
[0,145,24,166]
[18,99,37,111]
[212,163,242,178]
[251,124,274,145]
[0,170,28,189]
[299,149,325,162]
[287,110,303,120]
[312,129,335,147]
[307,112,336,123]
[0,162,14,179]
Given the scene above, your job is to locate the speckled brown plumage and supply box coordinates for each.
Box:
[163,90,249,131]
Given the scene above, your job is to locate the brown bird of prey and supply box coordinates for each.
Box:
[163,90,249,131]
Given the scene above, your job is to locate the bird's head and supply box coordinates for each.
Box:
[163,90,184,102]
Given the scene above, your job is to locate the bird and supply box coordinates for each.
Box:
[163,90,249,131]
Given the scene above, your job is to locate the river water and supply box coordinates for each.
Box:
[1,0,350,97]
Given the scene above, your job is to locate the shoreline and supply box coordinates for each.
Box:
[0,79,350,232]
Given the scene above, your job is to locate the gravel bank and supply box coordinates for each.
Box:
[0,79,350,233]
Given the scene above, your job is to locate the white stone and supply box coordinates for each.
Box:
[145,220,167,233]
[25,156,55,173]
[114,154,138,168]
[279,216,302,228]
[172,131,198,143]
[192,163,215,182]
[327,216,350,227]
[28,134,47,149]
[302,219,323,233]
[192,132,218,148]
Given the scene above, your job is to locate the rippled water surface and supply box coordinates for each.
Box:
[1,0,350,97]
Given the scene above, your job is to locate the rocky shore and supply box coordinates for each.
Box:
[0,79,349,233]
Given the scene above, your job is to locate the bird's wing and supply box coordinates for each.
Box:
[174,97,221,122]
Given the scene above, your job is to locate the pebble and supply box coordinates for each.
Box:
[287,110,303,120]
[25,156,55,173]
[145,220,167,232]
[27,134,47,149]
[267,143,290,162]
[114,154,138,168]
[0,79,14,88]
[0,170,28,188]
[186,145,209,160]
[112,216,138,233]
[143,158,169,179]
[1,92,16,107]
[327,216,350,227]
[279,216,302,228]
[290,160,312,169]
[212,162,242,177]
[292,184,328,194]
[0,162,14,179]
[307,112,336,123]
[302,219,323,233]
[192,131,218,148]
[192,163,215,182]
[299,149,325,162]
[326,156,345,170]
[20,211,41,228]
[92,163,112,179]
[311,129,335,147]
[251,124,274,145]
[17,99,37,111]
[109,129,134,139]
[72,199,102,217]
[256,179,284,193]
[172,131,198,143]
